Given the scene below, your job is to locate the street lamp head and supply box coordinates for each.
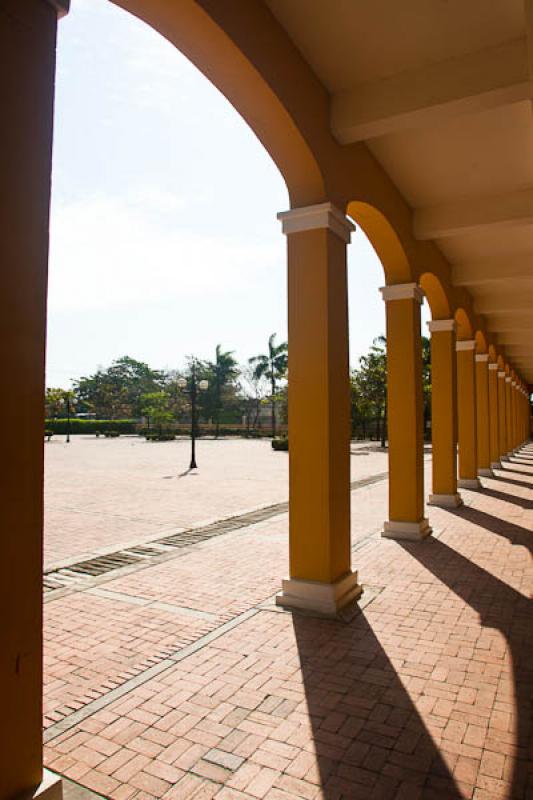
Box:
[177,377,187,389]
[198,380,209,391]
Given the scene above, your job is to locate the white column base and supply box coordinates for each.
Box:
[382,518,432,541]
[21,771,63,800]
[457,477,481,489]
[478,468,493,477]
[500,454,511,462]
[276,571,362,617]
[428,493,463,508]
[491,461,502,470]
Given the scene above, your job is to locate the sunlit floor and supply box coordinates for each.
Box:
[43,441,532,799]
[43,436,390,570]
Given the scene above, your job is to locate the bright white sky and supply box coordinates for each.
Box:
[47,0,429,389]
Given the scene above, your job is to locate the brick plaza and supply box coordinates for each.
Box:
[43,438,532,799]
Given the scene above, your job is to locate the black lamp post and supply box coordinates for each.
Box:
[59,394,76,443]
[177,360,208,469]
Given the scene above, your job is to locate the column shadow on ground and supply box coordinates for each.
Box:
[292,613,465,799]
[398,536,532,800]
[491,475,533,491]
[499,467,533,477]
[446,505,533,553]
[471,486,533,510]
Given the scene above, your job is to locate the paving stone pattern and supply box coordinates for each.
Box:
[44,438,389,570]
[43,440,533,799]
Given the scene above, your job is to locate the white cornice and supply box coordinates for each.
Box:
[427,319,455,332]
[277,203,355,244]
[380,283,424,304]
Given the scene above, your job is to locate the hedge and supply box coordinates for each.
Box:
[45,419,137,435]
[272,437,288,451]
[138,426,274,439]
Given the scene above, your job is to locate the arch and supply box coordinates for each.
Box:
[110,0,326,206]
[475,330,488,354]
[497,354,505,369]
[419,272,452,320]
[454,308,474,341]
[488,344,497,362]
[346,201,413,283]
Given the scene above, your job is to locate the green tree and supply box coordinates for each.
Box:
[354,336,387,447]
[249,333,288,438]
[45,387,66,419]
[140,391,173,434]
[422,335,432,441]
[238,364,269,434]
[208,345,239,437]
[75,356,165,418]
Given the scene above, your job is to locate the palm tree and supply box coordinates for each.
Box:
[212,344,239,438]
[249,333,288,438]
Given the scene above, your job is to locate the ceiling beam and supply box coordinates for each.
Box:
[475,292,533,314]
[452,255,533,287]
[413,188,533,240]
[331,38,531,143]
[497,331,533,345]
[503,341,533,352]
[487,312,533,332]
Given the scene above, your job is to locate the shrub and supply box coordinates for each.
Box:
[145,431,176,442]
[272,437,288,451]
[44,429,54,441]
[45,419,136,435]
[103,430,120,438]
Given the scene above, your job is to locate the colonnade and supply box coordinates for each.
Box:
[276,201,531,618]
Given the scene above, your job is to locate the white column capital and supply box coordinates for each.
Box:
[488,363,499,371]
[277,202,355,243]
[46,0,70,16]
[475,353,489,362]
[505,376,512,383]
[380,283,424,304]
[498,371,506,378]
[512,380,517,387]
[456,339,476,351]
[427,318,455,332]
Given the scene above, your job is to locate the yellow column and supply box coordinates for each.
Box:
[498,371,509,461]
[380,284,430,540]
[520,388,525,444]
[522,384,531,442]
[456,340,480,488]
[488,362,500,469]
[511,381,518,450]
[505,375,513,454]
[514,382,521,448]
[427,319,462,507]
[276,203,362,616]
[0,1,66,798]
[475,354,491,476]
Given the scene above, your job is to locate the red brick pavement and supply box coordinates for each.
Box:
[44,446,533,799]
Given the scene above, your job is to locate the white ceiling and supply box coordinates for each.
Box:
[267,0,533,382]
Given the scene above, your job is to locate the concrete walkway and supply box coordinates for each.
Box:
[43,442,532,799]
